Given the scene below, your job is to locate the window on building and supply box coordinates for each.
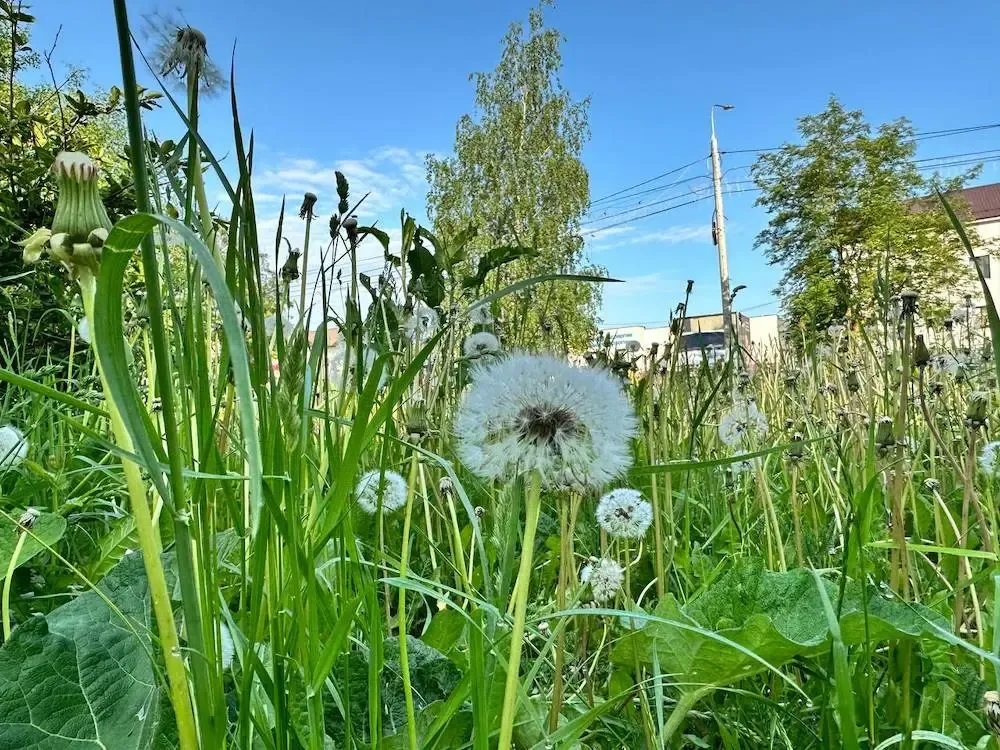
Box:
[975,254,991,279]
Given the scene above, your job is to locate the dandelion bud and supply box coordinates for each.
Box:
[966,391,990,430]
[874,416,895,450]
[899,288,918,316]
[923,478,941,493]
[985,691,1000,737]
[787,432,805,462]
[784,371,798,390]
[474,506,486,519]
[846,368,861,393]
[439,477,453,495]
[335,171,350,215]
[343,216,358,243]
[649,342,659,358]
[281,250,301,282]
[913,334,930,368]
[47,152,113,275]
[17,507,40,530]
[299,192,318,220]
[406,408,429,438]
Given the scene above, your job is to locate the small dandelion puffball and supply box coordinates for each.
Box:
[219,623,235,671]
[580,558,624,603]
[355,469,408,513]
[462,331,501,359]
[78,317,91,345]
[596,488,652,539]
[468,306,493,325]
[0,425,27,469]
[327,340,384,390]
[454,353,637,489]
[980,441,1000,475]
[718,399,769,449]
[403,301,439,344]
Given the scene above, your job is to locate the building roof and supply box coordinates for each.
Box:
[948,183,1000,221]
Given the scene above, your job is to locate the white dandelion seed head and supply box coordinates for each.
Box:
[596,488,652,539]
[0,425,28,470]
[327,340,385,390]
[78,316,91,345]
[462,331,501,359]
[355,469,408,513]
[468,306,493,325]
[580,558,624,603]
[454,353,637,489]
[827,323,846,337]
[219,623,235,671]
[718,400,769,449]
[980,441,1000,475]
[403,301,439,343]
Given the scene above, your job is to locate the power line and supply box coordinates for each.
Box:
[583,188,761,237]
[588,157,705,207]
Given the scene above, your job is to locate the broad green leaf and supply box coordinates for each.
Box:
[0,555,174,748]
[613,563,948,690]
[0,510,66,581]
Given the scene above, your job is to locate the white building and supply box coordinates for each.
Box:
[601,312,781,362]
[949,183,1000,306]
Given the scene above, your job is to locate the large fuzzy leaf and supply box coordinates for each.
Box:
[613,564,948,690]
[0,509,66,581]
[0,554,174,748]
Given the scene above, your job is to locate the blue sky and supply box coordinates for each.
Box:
[32,0,1000,327]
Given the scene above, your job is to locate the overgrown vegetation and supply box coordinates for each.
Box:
[2,4,1000,750]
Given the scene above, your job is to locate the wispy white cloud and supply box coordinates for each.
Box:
[587,223,710,252]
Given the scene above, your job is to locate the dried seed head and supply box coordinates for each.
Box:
[439,476,453,496]
[281,250,301,282]
[846,368,861,393]
[874,416,895,449]
[18,507,40,530]
[913,334,931,368]
[299,192,318,220]
[923,477,941,492]
[899,288,919,315]
[343,216,359,242]
[966,391,991,430]
[985,691,1000,736]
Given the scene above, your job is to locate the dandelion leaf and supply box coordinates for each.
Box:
[614,563,947,689]
[0,509,66,582]
[0,553,173,748]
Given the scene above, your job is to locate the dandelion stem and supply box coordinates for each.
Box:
[1,529,28,639]
[498,470,542,750]
[397,452,421,750]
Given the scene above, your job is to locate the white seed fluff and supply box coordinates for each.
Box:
[78,317,91,345]
[596,488,653,538]
[462,331,501,359]
[454,353,637,489]
[468,306,493,325]
[355,470,408,513]
[581,558,624,603]
[980,441,1000,475]
[0,425,27,469]
[718,400,769,449]
[219,623,235,671]
[403,301,439,344]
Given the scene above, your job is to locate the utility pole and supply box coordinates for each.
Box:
[710,104,734,356]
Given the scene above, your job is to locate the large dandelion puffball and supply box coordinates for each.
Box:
[402,301,439,344]
[355,469,408,513]
[454,353,637,489]
[596,488,652,539]
[0,425,27,470]
[718,399,769,449]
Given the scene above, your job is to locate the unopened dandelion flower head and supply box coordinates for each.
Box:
[0,425,28,470]
[355,469,408,513]
[17,507,40,530]
[596,488,652,538]
[580,558,624,604]
[718,399,769,448]
[462,331,501,359]
[980,441,1000,474]
[403,301,439,343]
[454,353,637,489]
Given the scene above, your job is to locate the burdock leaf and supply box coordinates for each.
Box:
[0,510,66,582]
[0,554,172,747]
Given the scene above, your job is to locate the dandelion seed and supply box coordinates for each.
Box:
[580,558,624,603]
[355,469,408,513]
[0,425,28,469]
[718,399,768,449]
[454,353,637,489]
[596,488,652,539]
[403,301,439,344]
[148,15,226,92]
[462,331,501,359]
[980,441,1000,474]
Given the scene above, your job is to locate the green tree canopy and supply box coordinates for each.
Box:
[751,96,974,333]
[426,2,601,353]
